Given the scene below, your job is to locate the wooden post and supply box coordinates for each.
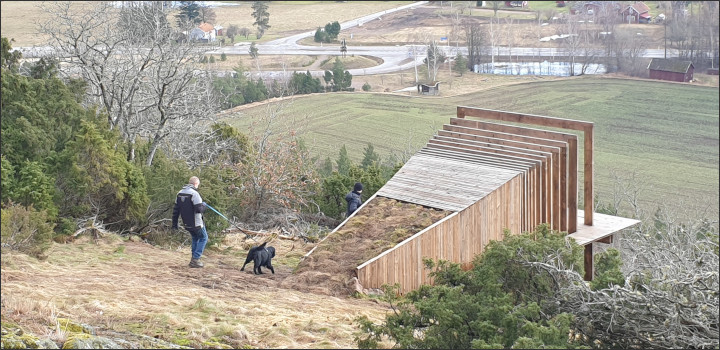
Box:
[583,124,594,226]
[584,243,593,281]
[568,138,578,233]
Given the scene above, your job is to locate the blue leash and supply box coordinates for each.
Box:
[205,203,256,240]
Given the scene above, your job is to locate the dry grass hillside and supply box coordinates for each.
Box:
[1,231,395,348]
[1,197,451,348]
[281,197,452,297]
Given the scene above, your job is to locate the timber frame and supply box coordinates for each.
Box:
[306,106,640,294]
[454,106,639,281]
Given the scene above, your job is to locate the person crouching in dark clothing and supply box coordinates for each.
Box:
[345,182,363,217]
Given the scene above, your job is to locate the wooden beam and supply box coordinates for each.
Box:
[584,243,593,281]
[597,235,613,244]
[457,106,593,131]
[567,138,578,233]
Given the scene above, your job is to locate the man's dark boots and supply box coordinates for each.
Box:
[189,258,204,268]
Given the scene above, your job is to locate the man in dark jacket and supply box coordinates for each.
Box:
[172,176,208,268]
[345,182,363,217]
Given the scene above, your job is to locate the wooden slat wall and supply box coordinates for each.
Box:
[357,175,525,294]
[456,106,592,228]
[448,119,574,232]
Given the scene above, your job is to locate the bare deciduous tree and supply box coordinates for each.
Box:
[503,17,516,63]
[198,6,216,24]
[558,14,582,76]
[464,21,487,73]
[615,28,649,76]
[425,40,446,82]
[39,1,220,166]
[226,24,239,42]
[235,101,318,220]
[240,27,251,39]
[407,32,430,83]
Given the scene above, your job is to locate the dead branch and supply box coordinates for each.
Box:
[73,216,111,240]
[521,219,719,349]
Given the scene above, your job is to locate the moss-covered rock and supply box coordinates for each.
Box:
[61,332,119,349]
[201,340,234,349]
[56,318,94,335]
[1,321,59,349]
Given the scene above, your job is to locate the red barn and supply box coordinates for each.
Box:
[647,58,695,82]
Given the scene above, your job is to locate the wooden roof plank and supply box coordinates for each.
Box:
[422,145,535,171]
[431,136,547,164]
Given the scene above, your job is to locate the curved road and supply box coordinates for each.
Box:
[16,1,680,79]
[207,0,679,79]
[207,1,429,78]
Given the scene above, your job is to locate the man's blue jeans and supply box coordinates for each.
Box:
[188,226,208,259]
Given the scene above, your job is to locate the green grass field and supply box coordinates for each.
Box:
[221,76,719,221]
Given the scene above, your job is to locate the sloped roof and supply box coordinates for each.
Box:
[376,152,523,212]
[198,22,214,33]
[647,58,694,73]
[623,1,650,14]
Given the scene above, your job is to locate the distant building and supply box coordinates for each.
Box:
[417,82,440,95]
[189,22,219,42]
[621,2,651,23]
[505,1,527,7]
[647,58,694,82]
[113,1,176,9]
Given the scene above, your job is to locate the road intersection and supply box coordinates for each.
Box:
[15,1,679,79]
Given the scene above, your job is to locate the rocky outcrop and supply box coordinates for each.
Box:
[1,318,193,349]
[2,321,59,349]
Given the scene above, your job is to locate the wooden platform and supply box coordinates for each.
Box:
[567,210,641,245]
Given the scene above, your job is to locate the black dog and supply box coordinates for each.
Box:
[240,242,275,274]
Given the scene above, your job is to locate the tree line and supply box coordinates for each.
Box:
[0,0,366,254]
[458,1,719,77]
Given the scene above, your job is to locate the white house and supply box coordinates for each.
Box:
[189,22,217,42]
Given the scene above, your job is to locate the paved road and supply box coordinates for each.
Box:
[205,0,679,78]
[206,1,429,78]
[15,0,681,79]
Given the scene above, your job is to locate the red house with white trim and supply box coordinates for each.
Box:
[621,2,651,23]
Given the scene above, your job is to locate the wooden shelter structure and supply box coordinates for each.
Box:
[417,82,440,95]
[648,58,694,82]
[306,106,640,294]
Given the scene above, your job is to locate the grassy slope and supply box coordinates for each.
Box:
[222,76,719,220]
[0,234,392,349]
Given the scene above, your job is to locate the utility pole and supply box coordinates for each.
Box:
[664,20,667,59]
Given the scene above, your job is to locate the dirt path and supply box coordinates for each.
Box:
[0,234,392,349]
[306,54,331,70]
